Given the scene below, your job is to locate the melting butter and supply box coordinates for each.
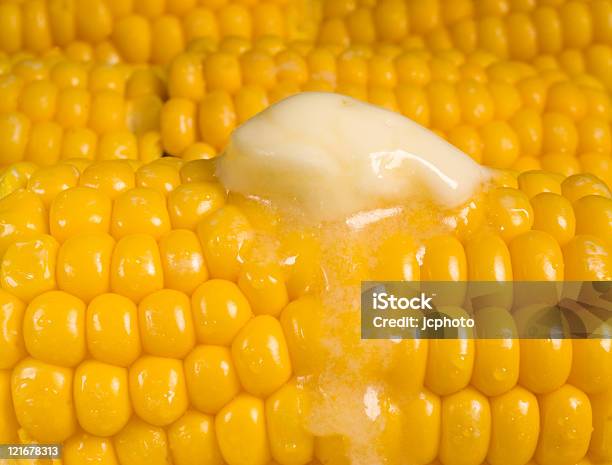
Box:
[217,92,491,221]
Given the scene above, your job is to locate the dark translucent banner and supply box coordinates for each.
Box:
[361,281,612,339]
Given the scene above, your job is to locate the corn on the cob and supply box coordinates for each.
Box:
[0,1,611,465]
[0,152,610,465]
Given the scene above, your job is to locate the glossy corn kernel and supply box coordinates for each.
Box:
[489,187,534,243]
[138,289,195,358]
[110,233,163,302]
[168,410,224,465]
[50,187,112,242]
[111,187,171,239]
[184,344,240,415]
[87,292,140,367]
[74,359,131,437]
[232,315,292,397]
[487,386,540,465]
[535,384,593,465]
[23,290,86,367]
[129,355,189,426]
[530,192,576,246]
[215,394,271,465]
[63,433,119,465]
[114,417,169,465]
[11,357,76,442]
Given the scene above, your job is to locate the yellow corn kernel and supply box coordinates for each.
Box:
[371,232,420,281]
[11,357,76,442]
[111,187,170,240]
[314,435,350,465]
[530,192,576,247]
[238,262,288,316]
[395,84,430,127]
[79,159,135,199]
[563,235,612,280]
[279,296,323,376]
[456,79,494,127]
[56,233,114,304]
[198,90,237,151]
[266,381,314,465]
[535,384,592,465]
[234,85,269,123]
[589,388,612,462]
[487,386,540,465]
[23,290,85,367]
[126,69,166,100]
[110,233,163,302]
[183,8,219,42]
[240,50,277,90]
[1,234,58,302]
[135,160,180,195]
[138,289,194,358]
[425,307,474,396]
[0,112,31,164]
[517,170,561,199]
[573,195,612,245]
[87,293,140,367]
[569,314,612,393]
[63,433,118,465]
[562,173,612,203]
[0,189,48,258]
[583,87,611,121]
[0,75,23,114]
[215,394,271,465]
[578,116,612,155]
[232,314,291,396]
[184,344,240,414]
[534,4,562,51]
[23,121,63,166]
[373,0,408,42]
[542,112,579,155]
[99,130,139,160]
[64,40,94,62]
[50,186,111,242]
[477,17,508,58]
[546,81,587,121]
[22,0,53,53]
[114,417,170,465]
[191,279,252,345]
[509,230,564,281]
[421,234,467,284]
[427,81,461,131]
[471,307,519,396]
[149,15,185,66]
[168,411,224,465]
[0,3,22,54]
[508,109,542,158]
[488,187,533,243]
[167,53,205,101]
[89,90,126,135]
[439,387,491,465]
[196,205,254,280]
[160,98,197,156]
[516,76,546,112]
[205,52,242,94]
[27,164,79,208]
[74,0,112,43]
[465,233,512,281]
[580,153,612,189]
[113,15,152,64]
[540,153,581,177]
[0,369,18,442]
[158,229,208,295]
[129,355,188,426]
[74,359,131,437]
[19,80,57,123]
[60,127,97,160]
[0,288,25,370]
[480,120,520,169]
[55,88,90,129]
[89,65,126,95]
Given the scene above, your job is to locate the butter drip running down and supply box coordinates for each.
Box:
[217,92,491,221]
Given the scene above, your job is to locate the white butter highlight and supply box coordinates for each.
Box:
[217,92,490,221]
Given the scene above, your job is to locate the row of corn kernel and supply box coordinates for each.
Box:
[3,374,609,465]
[0,0,317,64]
[317,1,612,59]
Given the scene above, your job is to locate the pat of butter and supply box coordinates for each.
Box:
[217,92,490,221]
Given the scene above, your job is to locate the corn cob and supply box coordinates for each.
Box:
[0,149,610,465]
